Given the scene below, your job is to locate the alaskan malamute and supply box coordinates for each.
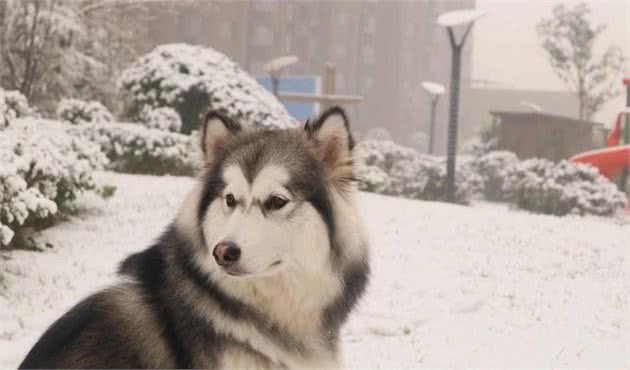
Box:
[20,106,370,369]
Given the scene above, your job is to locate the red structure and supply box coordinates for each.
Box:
[570,75,630,181]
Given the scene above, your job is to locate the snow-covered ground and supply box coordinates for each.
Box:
[1,172,628,368]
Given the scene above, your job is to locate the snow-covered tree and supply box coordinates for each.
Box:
[118,43,295,133]
[0,0,150,113]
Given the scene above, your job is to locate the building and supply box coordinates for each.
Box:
[490,111,599,161]
[462,86,581,144]
[141,0,475,154]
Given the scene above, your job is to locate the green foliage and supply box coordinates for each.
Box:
[99,185,117,199]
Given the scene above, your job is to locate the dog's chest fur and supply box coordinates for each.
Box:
[121,230,344,369]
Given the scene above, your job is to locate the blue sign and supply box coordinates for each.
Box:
[256,75,320,121]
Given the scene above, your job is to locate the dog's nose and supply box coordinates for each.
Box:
[213,241,241,267]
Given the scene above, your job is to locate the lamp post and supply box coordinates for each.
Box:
[421,81,445,154]
[437,9,486,202]
[264,56,299,97]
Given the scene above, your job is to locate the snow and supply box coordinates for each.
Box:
[0,119,107,246]
[56,98,114,125]
[1,172,629,368]
[355,139,482,204]
[420,81,446,95]
[139,106,182,133]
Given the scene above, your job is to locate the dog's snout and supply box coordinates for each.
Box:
[213,241,241,267]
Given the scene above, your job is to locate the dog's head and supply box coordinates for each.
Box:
[194,107,356,278]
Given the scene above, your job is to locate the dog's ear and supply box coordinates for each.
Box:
[305,106,354,186]
[201,111,241,165]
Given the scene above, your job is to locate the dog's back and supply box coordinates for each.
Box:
[19,283,174,369]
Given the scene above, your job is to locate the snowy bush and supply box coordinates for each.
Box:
[71,122,198,176]
[475,151,520,201]
[1,88,35,126]
[355,139,481,204]
[502,158,627,216]
[387,155,482,204]
[56,98,115,125]
[364,127,393,141]
[463,137,499,157]
[464,118,500,157]
[118,43,294,133]
[0,89,6,127]
[355,164,391,193]
[0,119,108,248]
[139,107,182,132]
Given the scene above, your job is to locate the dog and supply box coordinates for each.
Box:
[19,106,370,369]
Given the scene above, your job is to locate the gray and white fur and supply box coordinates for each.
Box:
[19,106,370,369]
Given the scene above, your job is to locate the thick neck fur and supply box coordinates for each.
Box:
[171,179,369,368]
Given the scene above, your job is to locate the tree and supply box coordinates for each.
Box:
[0,0,148,113]
[537,3,627,121]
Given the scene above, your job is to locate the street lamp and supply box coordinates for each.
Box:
[421,81,446,154]
[437,9,486,202]
[264,56,299,97]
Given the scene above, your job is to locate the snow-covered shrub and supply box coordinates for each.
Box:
[57,98,114,125]
[387,155,482,204]
[503,158,627,216]
[355,139,419,171]
[71,122,199,176]
[118,43,294,133]
[464,118,501,157]
[475,150,520,201]
[1,88,35,126]
[463,137,499,157]
[407,131,429,152]
[355,139,481,204]
[139,107,182,132]
[4,90,34,119]
[355,164,391,193]
[0,89,6,127]
[364,127,393,141]
[0,119,108,248]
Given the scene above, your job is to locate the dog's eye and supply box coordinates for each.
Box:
[225,194,237,208]
[264,196,288,211]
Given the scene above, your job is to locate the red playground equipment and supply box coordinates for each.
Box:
[570,75,630,182]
